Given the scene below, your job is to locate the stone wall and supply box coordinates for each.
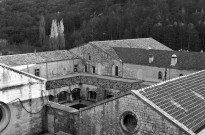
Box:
[46,75,140,92]
[70,44,122,77]
[13,58,82,80]
[79,93,189,135]
[123,63,196,83]
[0,64,46,135]
[45,102,79,135]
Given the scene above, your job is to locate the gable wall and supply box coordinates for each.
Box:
[70,44,122,77]
[0,66,46,135]
[79,94,189,135]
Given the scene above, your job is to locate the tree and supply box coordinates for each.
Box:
[39,15,46,47]
[49,19,59,50]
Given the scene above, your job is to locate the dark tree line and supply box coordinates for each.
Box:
[1,0,205,52]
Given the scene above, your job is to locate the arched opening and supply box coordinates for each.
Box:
[115,66,119,76]
[48,95,55,102]
[88,91,97,101]
[57,91,68,103]
[0,102,11,132]
[71,88,81,101]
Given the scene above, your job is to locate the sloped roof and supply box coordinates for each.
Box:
[132,70,205,134]
[0,50,79,66]
[113,47,205,70]
[89,38,172,59]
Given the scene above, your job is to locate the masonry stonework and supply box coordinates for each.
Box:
[79,93,189,135]
[70,44,122,77]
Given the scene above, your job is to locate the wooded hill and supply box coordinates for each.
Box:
[1,0,205,52]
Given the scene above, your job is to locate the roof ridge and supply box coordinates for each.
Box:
[0,50,69,57]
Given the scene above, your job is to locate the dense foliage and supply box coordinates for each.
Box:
[1,0,205,52]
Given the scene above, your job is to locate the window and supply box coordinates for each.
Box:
[88,53,91,60]
[34,69,40,76]
[92,66,95,73]
[179,74,183,76]
[115,66,119,76]
[120,111,140,134]
[0,102,11,132]
[158,71,162,80]
[57,91,68,103]
[74,65,78,72]
[85,65,87,72]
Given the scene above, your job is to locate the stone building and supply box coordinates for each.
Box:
[0,63,46,135]
[0,50,82,80]
[2,38,205,135]
[70,38,205,85]
[70,38,172,78]
[45,70,205,135]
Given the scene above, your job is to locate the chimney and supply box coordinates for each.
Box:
[149,54,154,63]
[171,54,177,66]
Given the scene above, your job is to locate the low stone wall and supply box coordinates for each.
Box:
[44,102,80,135]
[46,75,141,92]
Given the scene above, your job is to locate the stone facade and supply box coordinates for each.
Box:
[0,64,46,135]
[78,93,189,135]
[123,63,197,84]
[70,44,122,77]
[13,58,83,80]
[45,102,79,135]
[46,74,141,103]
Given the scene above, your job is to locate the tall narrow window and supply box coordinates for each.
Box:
[74,65,78,72]
[158,71,162,80]
[88,53,91,60]
[34,69,40,76]
[115,66,119,76]
[85,65,87,72]
[92,66,95,73]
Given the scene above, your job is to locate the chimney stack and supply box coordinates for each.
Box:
[171,54,177,66]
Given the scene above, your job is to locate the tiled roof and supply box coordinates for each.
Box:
[89,38,172,59]
[0,50,79,66]
[132,70,205,134]
[113,47,205,70]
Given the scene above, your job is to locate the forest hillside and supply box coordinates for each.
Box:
[0,0,205,53]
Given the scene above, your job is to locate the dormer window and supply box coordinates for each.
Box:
[158,71,162,80]
[149,54,154,63]
[171,54,177,66]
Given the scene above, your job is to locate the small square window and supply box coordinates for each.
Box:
[34,69,40,76]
